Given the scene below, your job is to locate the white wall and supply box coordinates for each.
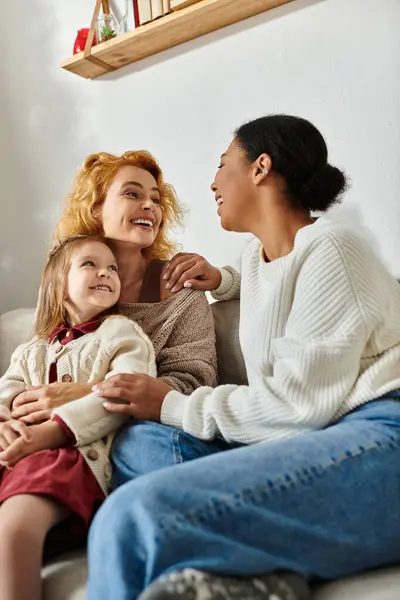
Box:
[1,0,399,314]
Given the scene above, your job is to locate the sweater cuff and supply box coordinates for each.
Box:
[160,390,187,429]
[212,268,233,298]
[211,267,240,301]
[52,415,76,445]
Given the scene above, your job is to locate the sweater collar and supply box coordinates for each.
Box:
[49,316,103,344]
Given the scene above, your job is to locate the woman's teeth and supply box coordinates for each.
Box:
[131,219,153,227]
[216,198,223,207]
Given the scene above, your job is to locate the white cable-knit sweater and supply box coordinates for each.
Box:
[0,316,156,493]
[161,216,400,444]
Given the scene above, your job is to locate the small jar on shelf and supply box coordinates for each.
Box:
[96,13,119,43]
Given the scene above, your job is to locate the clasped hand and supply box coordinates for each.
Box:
[0,419,68,469]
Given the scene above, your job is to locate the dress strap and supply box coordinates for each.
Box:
[139,259,167,303]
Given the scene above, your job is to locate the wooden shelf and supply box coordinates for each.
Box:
[61,0,295,80]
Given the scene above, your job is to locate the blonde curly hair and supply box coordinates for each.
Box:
[55,151,184,260]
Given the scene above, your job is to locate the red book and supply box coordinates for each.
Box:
[133,0,140,27]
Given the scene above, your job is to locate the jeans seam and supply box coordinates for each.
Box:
[158,434,400,534]
[172,430,183,465]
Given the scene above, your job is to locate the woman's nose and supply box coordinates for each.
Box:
[98,269,110,278]
[142,198,156,211]
[211,182,217,193]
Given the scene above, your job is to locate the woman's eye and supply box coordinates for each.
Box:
[125,191,139,199]
[152,197,161,205]
[109,265,118,272]
[82,260,95,267]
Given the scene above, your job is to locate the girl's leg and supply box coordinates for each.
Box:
[87,400,400,600]
[0,495,67,600]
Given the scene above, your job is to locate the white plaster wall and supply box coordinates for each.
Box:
[1,0,399,313]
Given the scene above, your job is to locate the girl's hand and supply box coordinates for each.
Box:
[162,253,222,293]
[93,374,173,422]
[0,419,31,452]
[11,382,93,424]
[0,421,69,469]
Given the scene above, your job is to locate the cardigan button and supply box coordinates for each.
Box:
[55,347,63,354]
[61,374,72,383]
[86,449,99,461]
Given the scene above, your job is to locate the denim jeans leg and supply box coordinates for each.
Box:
[111,420,234,488]
[88,399,400,600]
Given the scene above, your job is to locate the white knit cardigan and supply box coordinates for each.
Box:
[0,316,156,494]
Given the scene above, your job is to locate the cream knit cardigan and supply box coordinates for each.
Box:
[162,216,400,443]
[0,316,156,494]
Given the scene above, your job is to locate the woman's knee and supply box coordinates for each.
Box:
[90,472,172,552]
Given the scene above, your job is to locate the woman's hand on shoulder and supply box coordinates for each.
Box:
[11,382,92,424]
[162,253,222,293]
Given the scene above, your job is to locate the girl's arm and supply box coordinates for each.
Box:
[52,318,156,447]
[0,345,30,421]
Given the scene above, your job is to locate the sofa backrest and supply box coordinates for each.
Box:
[0,301,248,384]
[211,299,247,385]
[0,309,35,375]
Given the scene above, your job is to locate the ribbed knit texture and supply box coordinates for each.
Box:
[162,216,400,444]
[212,267,241,301]
[0,316,156,494]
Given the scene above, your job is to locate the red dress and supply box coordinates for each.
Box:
[0,319,105,532]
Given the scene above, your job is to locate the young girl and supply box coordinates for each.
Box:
[0,235,156,600]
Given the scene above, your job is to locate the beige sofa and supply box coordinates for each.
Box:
[0,302,399,600]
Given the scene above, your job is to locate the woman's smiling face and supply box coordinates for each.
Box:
[211,138,255,233]
[100,165,163,248]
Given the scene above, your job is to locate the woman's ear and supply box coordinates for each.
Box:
[252,153,272,186]
[91,203,101,218]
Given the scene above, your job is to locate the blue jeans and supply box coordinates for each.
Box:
[87,395,400,600]
[111,419,239,488]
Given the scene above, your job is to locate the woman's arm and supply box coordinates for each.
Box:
[211,266,241,301]
[101,234,382,443]
[161,237,375,443]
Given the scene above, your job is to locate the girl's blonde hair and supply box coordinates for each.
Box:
[35,235,116,339]
[55,151,184,260]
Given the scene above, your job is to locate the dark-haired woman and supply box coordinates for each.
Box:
[87,115,400,600]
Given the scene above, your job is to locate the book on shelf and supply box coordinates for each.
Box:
[133,0,140,28]
[170,0,202,10]
[138,0,152,24]
[151,0,163,19]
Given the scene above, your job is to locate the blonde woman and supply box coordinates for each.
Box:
[11,151,219,487]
